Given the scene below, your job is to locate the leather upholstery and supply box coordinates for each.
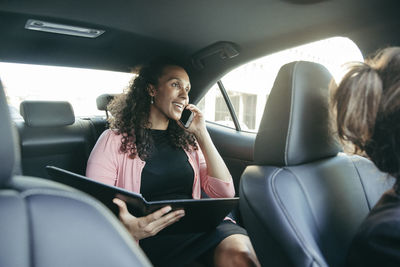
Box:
[239,61,394,267]
[94,93,115,133]
[96,93,116,111]
[20,100,75,127]
[15,101,96,178]
[0,81,151,267]
[254,61,341,166]
[0,80,15,186]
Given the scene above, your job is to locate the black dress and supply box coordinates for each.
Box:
[139,129,247,267]
[346,187,400,267]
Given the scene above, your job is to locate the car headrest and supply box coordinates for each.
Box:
[0,80,16,186]
[96,94,116,111]
[254,61,341,166]
[20,100,75,127]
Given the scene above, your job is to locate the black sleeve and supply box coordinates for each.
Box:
[347,218,400,267]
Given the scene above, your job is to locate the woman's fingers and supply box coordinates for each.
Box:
[145,205,172,223]
[113,198,130,220]
[143,208,185,234]
[112,197,125,208]
[151,210,185,233]
[182,104,206,135]
[112,199,185,239]
[185,104,199,111]
[145,207,184,226]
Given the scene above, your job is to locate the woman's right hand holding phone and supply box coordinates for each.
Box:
[113,198,185,241]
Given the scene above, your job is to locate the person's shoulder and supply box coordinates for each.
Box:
[97,129,124,144]
[99,128,115,137]
[102,128,124,136]
[347,188,400,265]
[347,200,400,266]
[358,193,400,240]
[369,189,400,218]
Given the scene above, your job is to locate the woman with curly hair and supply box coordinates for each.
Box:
[330,47,400,266]
[86,57,260,267]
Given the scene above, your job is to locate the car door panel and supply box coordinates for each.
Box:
[206,122,255,195]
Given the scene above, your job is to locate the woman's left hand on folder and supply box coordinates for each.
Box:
[113,198,185,241]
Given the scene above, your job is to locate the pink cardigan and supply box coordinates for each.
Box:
[86,129,235,199]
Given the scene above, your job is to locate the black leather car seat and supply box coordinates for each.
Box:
[0,80,151,266]
[96,93,116,119]
[239,61,394,267]
[15,100,96,178]
[89,93,118,138]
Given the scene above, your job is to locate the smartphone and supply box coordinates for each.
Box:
[179,108,194,128]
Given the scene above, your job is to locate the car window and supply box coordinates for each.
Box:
[197,83,243,129]
[0,62,134,117]
[198,36,363,132]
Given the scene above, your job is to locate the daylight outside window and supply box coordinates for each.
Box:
[0,63,134,118]
[198,36,364,132]
[1,36,363,124]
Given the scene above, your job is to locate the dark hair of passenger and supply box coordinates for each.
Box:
[107,57,198,160]
[331,47,400,180]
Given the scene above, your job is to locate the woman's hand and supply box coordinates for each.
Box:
[180,104,207,137]
[113,198,185,241]
[179,104,232,183]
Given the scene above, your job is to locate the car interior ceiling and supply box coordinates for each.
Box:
[0,0,399,101]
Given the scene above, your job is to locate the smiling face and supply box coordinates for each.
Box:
[148,65,191,128]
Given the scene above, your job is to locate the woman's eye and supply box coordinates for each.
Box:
[172,82,179,88]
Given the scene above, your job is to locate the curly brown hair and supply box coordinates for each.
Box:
[107,57,198,160]
[331,47,400,179]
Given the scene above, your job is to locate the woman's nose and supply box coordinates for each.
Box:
[180,88,189,99]
[180,93,189,105]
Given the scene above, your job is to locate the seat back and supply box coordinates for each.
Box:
[0,81,151,266]
[89,93,117,138]
[239,61,394,267]
[96,93,116,119]
[15,100,96,178]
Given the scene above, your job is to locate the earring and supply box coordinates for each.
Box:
[150,96,154,104]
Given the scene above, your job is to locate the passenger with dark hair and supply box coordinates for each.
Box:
[86,57,260,267]
[331,47,400,267]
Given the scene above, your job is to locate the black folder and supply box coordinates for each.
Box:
[45,166,238,234]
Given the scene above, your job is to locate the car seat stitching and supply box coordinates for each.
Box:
[21,192,36,267]
[284,63,297,166]
[20,188,142,254]
[348,156,372,210]
[284,166,329,266]
[284,167,324,238]
[240,168,282,258]
[272,166,325,266]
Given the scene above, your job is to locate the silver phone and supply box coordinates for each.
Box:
[179,109,194,128]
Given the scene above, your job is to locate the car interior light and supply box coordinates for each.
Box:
[25,19,104,38]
